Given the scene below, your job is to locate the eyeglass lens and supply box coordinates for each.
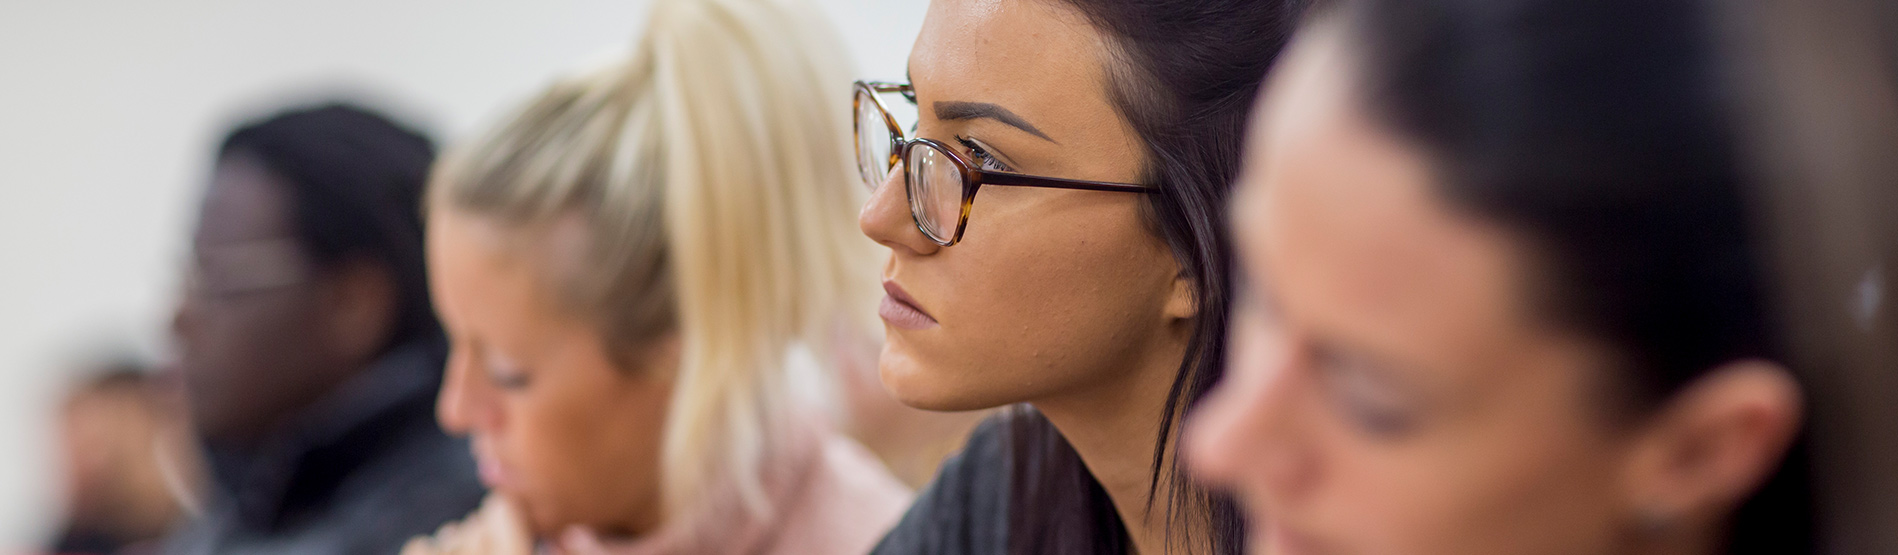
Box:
[854,89,894,191]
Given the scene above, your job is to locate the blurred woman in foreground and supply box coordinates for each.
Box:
[1189,0,1898,553]
[403,0,908,552]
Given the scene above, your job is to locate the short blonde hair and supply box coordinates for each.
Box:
[427,0,874,521]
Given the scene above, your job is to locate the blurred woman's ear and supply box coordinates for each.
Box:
[1618,360,1803,534]
[324,258,399,366]
[630,333,684,380]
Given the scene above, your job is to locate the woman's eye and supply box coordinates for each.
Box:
[484,363,531,391]
[1314,346,1419,438]
[1340,395,1416,437]
[477,347,532,391]
[956,136,1013,172]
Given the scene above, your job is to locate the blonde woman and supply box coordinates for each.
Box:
[401,0,908,552]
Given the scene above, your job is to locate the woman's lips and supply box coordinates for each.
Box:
[879,281,939,330]
[1262,519,1331,555]
[477,457,509,489]
[472,443,513,490]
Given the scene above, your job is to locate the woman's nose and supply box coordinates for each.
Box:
[1187,318,1322,507]
[859,163,943,256]
[436,348,481,436]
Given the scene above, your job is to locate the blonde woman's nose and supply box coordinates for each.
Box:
[435,348,479,436]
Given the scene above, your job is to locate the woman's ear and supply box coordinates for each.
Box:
[323,258,399,364]
[633,333,685,381]
[1165,271,1200,321]
[1618,360,1804,533]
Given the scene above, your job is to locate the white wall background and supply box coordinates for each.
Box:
[0,0,925,547]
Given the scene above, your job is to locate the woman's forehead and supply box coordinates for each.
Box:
[199,155,297,244]
[909,0,1107,123]
[1243,37,1558,400]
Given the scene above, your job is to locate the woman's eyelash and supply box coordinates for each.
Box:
[1313,345,1418,438]
[955,135,1012,172]
[484,362,531,390]
[490,371,530,390]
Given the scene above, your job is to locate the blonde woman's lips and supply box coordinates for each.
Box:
[1263,519,1333,555]
[477,457,509,489]
[471,444,512,490]
[880,280,938,330]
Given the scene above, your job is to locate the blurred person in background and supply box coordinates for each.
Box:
[51,363,203,555]
[165,104,484,555]
[403,0,908,552]
[1188,0,1898,553]
[856,0,1305,553]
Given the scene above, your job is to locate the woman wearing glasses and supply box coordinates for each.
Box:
[857,0,1304,553]
[401,0,909,553]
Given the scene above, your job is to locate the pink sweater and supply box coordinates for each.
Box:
[404,429,911,555]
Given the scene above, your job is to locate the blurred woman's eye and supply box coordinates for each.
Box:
[486,365,531,391]
[480,350,532,391]
[955,135,1014,172]
[1313,345,1419,438]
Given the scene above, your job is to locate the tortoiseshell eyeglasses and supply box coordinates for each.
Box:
[853,81,1156,246]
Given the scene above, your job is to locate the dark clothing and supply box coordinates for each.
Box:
[163,341,484,555]
[870,416,1011,555]
[50,527,129,555]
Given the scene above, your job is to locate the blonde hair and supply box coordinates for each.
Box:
[427,0,875,521]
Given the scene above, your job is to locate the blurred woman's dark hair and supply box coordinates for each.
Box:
[217,104,442,352]
[1334,0,1898,551]
[1003,1,1305,553]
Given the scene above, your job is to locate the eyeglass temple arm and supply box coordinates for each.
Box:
[978,171,1157,194]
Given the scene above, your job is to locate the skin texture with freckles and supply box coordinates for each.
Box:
[859,0,1200,552]
[1187,20,1803,555]
[429,209,676,539]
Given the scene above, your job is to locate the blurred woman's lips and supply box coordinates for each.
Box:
[471,443,513,490]
[880,280,939,330]
[477,457,509,489]
[1263,519,1332,555]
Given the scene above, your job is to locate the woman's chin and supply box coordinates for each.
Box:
[878,362,1015,412]
[895,389,998,412]
[494,491,561,538]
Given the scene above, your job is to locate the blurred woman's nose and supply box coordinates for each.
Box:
[436,348,483,436]
[859,163,942,256]
[1187,318,1322,506]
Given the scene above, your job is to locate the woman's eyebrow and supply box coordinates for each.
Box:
[933,101,1058,144]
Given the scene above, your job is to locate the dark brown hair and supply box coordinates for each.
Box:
[1006,1,1306,553]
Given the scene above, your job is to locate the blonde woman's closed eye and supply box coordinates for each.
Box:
[480,347,533,390]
